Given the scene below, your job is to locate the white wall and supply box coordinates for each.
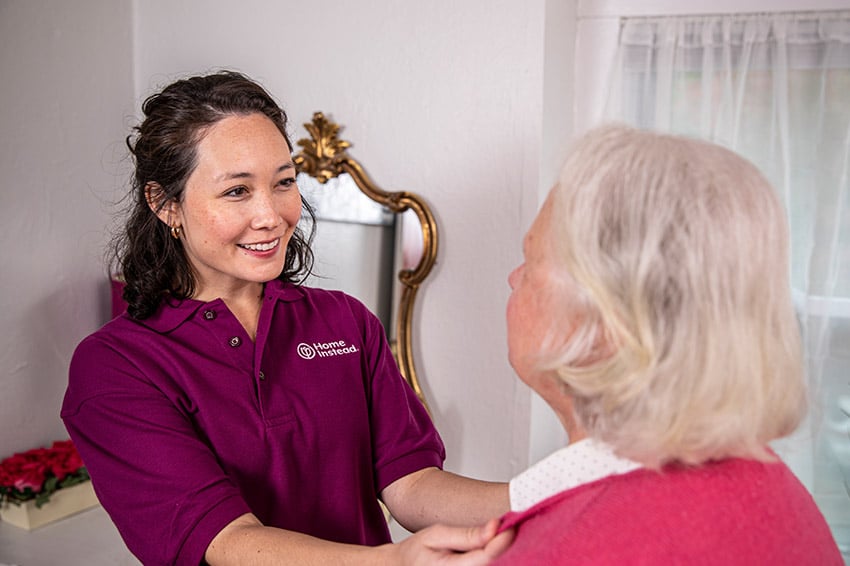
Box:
[0,1,134,456]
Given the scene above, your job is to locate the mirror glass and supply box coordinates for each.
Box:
[298,172,397,332]
[293,113,436,411]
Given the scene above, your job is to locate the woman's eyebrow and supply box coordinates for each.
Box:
[215,162,295,182]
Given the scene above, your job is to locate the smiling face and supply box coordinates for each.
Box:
[164,113,302,300]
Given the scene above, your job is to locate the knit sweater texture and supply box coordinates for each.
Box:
[494,457,841,565]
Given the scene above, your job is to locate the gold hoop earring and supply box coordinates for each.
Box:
[170,225,182,240]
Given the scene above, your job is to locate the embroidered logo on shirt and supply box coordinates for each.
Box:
[297,340,359,360]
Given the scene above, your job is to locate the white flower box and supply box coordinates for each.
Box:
[0,481,99,530]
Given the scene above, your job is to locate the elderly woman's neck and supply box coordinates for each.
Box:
[545,392,587,445]
[561,413,588,446]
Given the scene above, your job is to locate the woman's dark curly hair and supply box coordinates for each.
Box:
[112,70,315,319]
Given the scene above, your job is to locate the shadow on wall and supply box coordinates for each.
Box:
[3,275,111,454]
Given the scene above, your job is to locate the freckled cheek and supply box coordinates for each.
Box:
[282,198,303,226]
[190,211,244,245]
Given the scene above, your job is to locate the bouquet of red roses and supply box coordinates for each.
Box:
[0,440,90,508]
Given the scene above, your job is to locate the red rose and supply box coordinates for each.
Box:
[48,447,84,480]
[12,462,47,492]
[1,439,86,504]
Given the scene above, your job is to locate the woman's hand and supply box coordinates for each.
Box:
[206,513,513,565]
[393,519,515,565]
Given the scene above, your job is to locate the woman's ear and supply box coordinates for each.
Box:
[144,182,177,225]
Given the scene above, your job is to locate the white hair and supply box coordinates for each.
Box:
[538,124,806,468]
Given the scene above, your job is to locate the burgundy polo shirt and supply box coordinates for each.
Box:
[62,281,444,566]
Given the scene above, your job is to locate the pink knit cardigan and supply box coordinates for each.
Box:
[494,457,842,565]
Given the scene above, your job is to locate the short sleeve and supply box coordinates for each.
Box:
[350,298,446,492]
[62,335,250,566]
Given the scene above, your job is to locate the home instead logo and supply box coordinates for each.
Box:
[297,340,359,360]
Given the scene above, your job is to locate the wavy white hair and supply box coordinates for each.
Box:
[538,124,806,468]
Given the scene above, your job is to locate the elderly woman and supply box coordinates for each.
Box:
[494,125,842,564]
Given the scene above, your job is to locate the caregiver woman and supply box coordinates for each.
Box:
[61,71,510,566]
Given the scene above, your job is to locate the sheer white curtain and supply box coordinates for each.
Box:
[603,11,850,557]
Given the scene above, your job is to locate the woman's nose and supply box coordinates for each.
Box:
[251,190,283,230]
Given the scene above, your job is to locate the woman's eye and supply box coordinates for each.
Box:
[278,177,297,188]
[224,186,248,197]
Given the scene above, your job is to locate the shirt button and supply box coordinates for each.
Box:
[203,310,216,320]
[258,371,266,380]
[229,336,241,347]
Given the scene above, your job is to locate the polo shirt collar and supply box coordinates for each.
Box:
[137,279,307,334]
[264,279,308,303]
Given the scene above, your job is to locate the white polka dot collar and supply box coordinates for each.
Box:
[509,438,642,512]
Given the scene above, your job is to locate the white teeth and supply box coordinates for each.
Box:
[240,239,279,252]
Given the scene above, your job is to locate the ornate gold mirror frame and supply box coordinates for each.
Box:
[293,112,438,411]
